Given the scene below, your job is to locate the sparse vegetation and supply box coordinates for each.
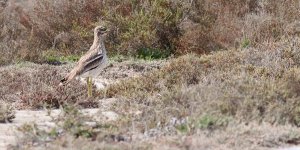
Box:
[102,37,300,129]
[2,0,300,149]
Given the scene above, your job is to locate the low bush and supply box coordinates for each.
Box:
[0,62,98,109]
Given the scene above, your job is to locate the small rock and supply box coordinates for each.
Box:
[98,98,118,111]
[101,111,119,121]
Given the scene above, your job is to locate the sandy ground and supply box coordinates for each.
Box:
[1,110,300,150]
[0,108,119,149]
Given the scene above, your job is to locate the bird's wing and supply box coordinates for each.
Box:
[59,51,103,85]
[80,51,104,74]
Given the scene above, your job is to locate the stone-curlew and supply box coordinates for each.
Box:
[60,25,108,97]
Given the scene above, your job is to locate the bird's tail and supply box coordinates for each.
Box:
[59,67,79,86]
[59,78,67,86]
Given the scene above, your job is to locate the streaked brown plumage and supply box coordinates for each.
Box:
[60,25,108,86]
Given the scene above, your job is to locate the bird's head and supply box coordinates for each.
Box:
[94,25,108,38]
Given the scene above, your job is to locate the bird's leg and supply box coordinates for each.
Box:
[87,77,93,97]
[86,77,90,97]
[89,77,93,97]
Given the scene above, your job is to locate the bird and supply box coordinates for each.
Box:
[59,25,109,97]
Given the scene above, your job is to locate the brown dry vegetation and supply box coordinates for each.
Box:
[103,37,300,129]
[0,62,89,109]
[0,59,163,110]
[1,0,300,64]
[2,0,300,149]
[9,37,300,149]
[15,122,300,150]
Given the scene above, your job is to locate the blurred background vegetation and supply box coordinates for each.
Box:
[1,0,299,65]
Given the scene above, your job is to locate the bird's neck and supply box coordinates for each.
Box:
[92,34,101,47]
[92,35,106,54]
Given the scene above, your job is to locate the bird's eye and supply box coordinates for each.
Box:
[99,26,107,31]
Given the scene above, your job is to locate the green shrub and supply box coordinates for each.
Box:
[101,0,184,56]
[197,115,230,130]
[137,48,171,59]
[240,38,251,48]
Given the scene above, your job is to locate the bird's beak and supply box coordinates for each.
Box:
[102,29,109,35]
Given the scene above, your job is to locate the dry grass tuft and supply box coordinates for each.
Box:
[0,62,97,109]
[0,102,15,123]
